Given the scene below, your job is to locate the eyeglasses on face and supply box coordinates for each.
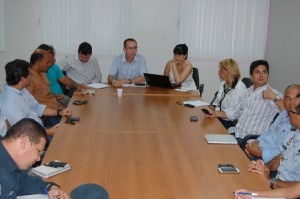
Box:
[126,47,138,50]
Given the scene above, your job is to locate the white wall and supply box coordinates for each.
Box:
[265,0,300,93]
[1,0,297,100]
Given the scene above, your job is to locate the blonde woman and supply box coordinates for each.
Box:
[211,58,247,128]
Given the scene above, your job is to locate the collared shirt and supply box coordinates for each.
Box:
[0,84,45,126]
[46,64,65,95]
[26,69,64,109]
[0,108,7,137]
[225,84,281,139]
[0,140,48,198]
[213,80,247,112]
[57,55,102,85]
[277,128,300,181]
[109,54,148,80]
[257,110,292,163]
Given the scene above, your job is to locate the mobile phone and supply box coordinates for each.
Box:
[184,103,195,108]
[73,100,88,105]
[46,161,67,168]
[218,164,240,173]
[190,116,198,122]
[201,109,212,115]
[135,82,146,86]
[68,116,80,122]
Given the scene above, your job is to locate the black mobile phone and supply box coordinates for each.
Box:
[184,103,195,108]
[190,116,198,122]
[69,116,80,122]
[46,161,67,168]
[73,100,88,105]
[135,82,146,86]
[201,109,211,115]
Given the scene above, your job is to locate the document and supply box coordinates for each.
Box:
[182,100,209,107]
[205,134,237,144]
[31,161,71,178]
[87,83,110,89]
[17,194,48,199]
[175,87,191,92]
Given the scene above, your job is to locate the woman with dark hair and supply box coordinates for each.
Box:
[164,44,197,90]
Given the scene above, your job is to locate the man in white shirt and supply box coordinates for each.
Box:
[57,42,102,85]
[207,60,281,144]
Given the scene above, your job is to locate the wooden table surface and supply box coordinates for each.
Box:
[43,86,269,199]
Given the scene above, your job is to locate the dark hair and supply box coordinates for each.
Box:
[30,53,44,66]
[173,44,188,59]
[5,59,30,86]
[123,38,137,48]
[78,42,92,55]
[249,60,269,75]
[38,44,55,55]
[3,118,47,144]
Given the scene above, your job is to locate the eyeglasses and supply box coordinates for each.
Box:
[289,110,300,115]
[126,47,138,50]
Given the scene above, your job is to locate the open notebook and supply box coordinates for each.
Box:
[204,134,237,144]
[31,161,71,178]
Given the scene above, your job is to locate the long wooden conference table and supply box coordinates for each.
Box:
[43,86,269,199]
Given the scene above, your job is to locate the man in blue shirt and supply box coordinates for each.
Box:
[0,118,68,199]
[245,84,300,162]
[108,38,148,87]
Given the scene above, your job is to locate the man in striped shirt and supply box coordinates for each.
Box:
[209,60,282,144]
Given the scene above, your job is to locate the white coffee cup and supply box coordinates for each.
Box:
[117,88,123,97]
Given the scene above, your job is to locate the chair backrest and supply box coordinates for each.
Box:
[199,84,204,97]
[192,67,200,90]
[241,77,253,88]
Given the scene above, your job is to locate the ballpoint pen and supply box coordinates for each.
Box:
[233,192,258,196]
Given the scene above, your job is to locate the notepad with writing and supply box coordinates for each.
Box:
[31,161,71,178]
[204,134,237,144]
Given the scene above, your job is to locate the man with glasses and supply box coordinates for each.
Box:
[108,38,148,87]
[0,118,68,198]
[247,93,300,189]
[245,84,300,163]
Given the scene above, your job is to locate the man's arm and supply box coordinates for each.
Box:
[273,180,299,189]
[262,87,284,111]
[266,154,282,171]
[42,107,72,117]
[91,58,102,83]
[58,76,86,90]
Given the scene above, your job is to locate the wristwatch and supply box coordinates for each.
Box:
[128,79,132,84]
[270,177,277,189]
[273,95,281,102]
[57,109,62,116]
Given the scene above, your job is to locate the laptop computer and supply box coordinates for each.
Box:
[144,73,177,88]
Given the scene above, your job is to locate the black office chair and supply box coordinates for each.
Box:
[241,77,253,88]
[192,67,200,90]
[199,84,204,97]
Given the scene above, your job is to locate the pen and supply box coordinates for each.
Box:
[234,192,258,196]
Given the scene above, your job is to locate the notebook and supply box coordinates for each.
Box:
[204,134,237,144]
[144,73,177,88]
[31,161,71,178]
